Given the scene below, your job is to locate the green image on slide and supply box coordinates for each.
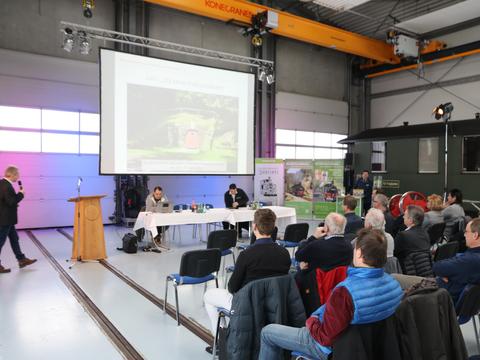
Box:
[127,84,239,173]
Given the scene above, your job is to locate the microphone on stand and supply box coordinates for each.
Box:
[77,177,83,196]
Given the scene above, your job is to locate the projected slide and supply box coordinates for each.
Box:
[100,49,255,175]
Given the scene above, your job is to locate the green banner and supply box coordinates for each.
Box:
[313,159,344,220]
[284,160,313,220]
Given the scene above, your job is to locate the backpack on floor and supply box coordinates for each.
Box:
[121,233,138,254]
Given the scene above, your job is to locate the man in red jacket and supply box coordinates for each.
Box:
[0,166,37,273]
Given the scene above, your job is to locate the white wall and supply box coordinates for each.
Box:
[276,91,348,134]
[0,154,115,229]
[370,53,480,128]
[0,49,114,228]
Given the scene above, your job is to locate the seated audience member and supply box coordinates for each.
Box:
[393,205,430,266]
[295,213,352,271]
[422,194,444,229]
[259,229,403,360]
[145,186,168,238]
[372,193,399,236]
[203,209,290,352]
[442,188,465,238]
[343,196,363,236]
[364,208,394,257]
[433,217,480,304]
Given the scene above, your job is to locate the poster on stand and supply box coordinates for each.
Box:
[313,159,345,220]
[284,160,314,219]
[254,158,284,206]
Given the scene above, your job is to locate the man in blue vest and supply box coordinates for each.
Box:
[258,228,403,360]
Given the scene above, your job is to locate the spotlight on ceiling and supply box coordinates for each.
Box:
[78,31,91,55]
[251,34,263,47]
[266,72,275,85]
[82,0,95,18]
[62,28,74,52]
[433,102,454,121]
[258,67,267,82]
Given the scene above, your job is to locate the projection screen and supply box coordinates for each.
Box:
[100,49,255,175]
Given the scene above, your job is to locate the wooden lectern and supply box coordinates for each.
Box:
[67,195,107,261]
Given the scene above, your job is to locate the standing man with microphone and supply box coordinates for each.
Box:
[0,165,37,273]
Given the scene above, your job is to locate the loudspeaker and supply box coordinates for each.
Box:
[345,152,353,166]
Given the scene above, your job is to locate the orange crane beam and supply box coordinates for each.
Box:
[145,0,401,64]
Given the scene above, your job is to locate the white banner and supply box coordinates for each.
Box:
[254,159,285,206]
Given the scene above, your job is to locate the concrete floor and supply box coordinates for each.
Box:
[0,222,479,359]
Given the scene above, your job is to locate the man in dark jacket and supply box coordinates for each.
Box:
[223,183,249,234]
[354,170,373,215]
[259,229,403,360]
[0,166,36,273]
[295,213,352,271]
[343,195,363,236]
[203,208,290,353]
[393,205,430,267]
[433,217,480,303]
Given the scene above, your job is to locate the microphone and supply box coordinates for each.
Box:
[77,177,83,188]
[18,180,23,191]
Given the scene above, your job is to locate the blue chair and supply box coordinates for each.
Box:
[164,249,221,325]
[207,229,237,266]
[277,223,309,256]
[212,307,232,359]
[456,284,480,353]
[238,226,279,251]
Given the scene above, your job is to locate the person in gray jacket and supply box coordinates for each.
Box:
[145,186,168,239]
[145,186,168,212]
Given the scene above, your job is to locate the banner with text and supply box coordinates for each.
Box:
[254,158,284,206]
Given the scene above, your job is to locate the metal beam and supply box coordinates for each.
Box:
[144,0,400,64]
[371,74,480,99]
[60,21,273,68]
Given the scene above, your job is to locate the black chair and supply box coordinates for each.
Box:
[207,229,237,265]
[428,222,446,245]
[277,223,309,255]
[164,249,221,325]
[434,241,459,262]
[456,284,480,354]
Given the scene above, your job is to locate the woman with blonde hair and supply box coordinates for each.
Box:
[422,194,444,229]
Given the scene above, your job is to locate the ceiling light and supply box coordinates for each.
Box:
[433,102,454,121]
[251,34,263,47]
[266,73,275,85]
[312,0,370,11]
[78,31,91,55]
[62,28,74,52]
[258,67,267,82]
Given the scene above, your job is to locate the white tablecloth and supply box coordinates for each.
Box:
[133,206,297,232]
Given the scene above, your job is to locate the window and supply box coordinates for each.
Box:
[42,109,79,131]
[463,136,480,173]
[371,141,386,172]
[418,138,439,173]
[0,130,41,152]
[42,133,79,153]
[0,106,41,129]
[275,129,347,160]
[0,105,100,154]
[80,112,100,133]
